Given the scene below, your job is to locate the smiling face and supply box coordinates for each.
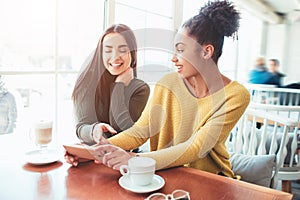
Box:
[171,29,206,79]
[102,33,132,76]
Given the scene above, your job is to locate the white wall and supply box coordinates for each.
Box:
[285,21,300,84]
[265,21,300,85]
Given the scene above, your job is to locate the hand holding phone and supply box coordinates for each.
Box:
[63,143,103,161]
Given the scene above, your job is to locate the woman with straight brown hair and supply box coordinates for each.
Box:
[67,1,249,177]
[71,24,150,153]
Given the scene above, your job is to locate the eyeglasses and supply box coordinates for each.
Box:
[145,189,190,200]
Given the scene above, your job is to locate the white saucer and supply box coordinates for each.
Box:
[118,174,165,193]
[25,149,60,165]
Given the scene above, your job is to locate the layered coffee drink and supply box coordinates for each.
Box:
[34,121,53,145]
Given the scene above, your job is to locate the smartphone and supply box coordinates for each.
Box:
[63,143,102,160]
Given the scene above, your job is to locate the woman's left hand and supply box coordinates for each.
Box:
[115,67,133,86]
[94,144,135,170]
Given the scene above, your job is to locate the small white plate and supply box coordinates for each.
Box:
[25,149,60,165]
[119,174,165,193]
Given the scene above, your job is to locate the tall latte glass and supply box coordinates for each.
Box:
[32,120,53,152]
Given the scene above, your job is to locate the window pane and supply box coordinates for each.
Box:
[4,75,55,132]
[114,2,173,30]
[116,0,173,18]
[57,0,104,71]
[218,38,238,79]
[0,0,56,71]
[137,50,174,83]
[236,11,263,83]
[0,0,105,142]
[114,0,175,85]
[114,4,146,29]
[182,0,207,21]
[57,73,78,143]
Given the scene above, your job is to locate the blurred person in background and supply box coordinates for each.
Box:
[0,75,17,134]
[248,57,279,86]
[268,58,285,86]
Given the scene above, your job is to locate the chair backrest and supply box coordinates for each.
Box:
[245,84,300,106]
[248,103,300,171]
[228,108,299,188]
[249,102,300,128]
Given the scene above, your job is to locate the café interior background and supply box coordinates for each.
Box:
[1,0,300,145]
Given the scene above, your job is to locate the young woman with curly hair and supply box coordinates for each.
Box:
[66,1,250,178]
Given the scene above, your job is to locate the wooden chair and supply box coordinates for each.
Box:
[227,108,298,190]
[244,84,300,106]
[249,103,300,193]
[249,102,300,128]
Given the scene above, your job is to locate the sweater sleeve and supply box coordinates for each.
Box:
[109,81,250,170]
[73,90,98,145]
[108,83,157,149]
[143,89,250,170]
[75,80,150,145]
[109,81,150,132]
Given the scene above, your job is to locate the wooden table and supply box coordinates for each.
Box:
[0,133,293,200]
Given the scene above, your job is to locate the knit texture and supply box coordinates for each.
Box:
[109,73,250,177]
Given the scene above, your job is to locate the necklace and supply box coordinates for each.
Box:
[184,77,203,98]
[192,79,209,98]
[191,76,200,98]
[192,83,199,98]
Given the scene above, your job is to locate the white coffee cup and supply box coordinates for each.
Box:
[33,120,53,147]
[120,157,156,186]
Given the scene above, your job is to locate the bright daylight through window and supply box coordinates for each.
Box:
[0,0,262,145]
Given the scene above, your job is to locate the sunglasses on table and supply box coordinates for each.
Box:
[145,189,190,200]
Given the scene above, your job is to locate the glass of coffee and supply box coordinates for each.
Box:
[32,120,53,152]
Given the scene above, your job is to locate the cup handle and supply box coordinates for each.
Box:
[120,165,129,176]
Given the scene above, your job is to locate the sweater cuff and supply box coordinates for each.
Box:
[90,122,99,142]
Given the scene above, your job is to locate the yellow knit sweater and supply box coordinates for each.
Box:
[108,73,250,177]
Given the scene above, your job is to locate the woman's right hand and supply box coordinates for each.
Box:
[92,123,117,143]
[64,151,91,167]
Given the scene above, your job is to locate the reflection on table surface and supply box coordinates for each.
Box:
[0,133,293,200]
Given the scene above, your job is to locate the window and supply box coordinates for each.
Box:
[0,0,266,144]
[235,11,263,83]
[0,0,105,144]
[114,0,176,86]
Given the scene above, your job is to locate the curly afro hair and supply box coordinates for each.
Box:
[182,0,240,63]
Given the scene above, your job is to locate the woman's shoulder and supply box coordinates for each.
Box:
[227,81,248,92]
[131,78,148,85]
[130,78,150,89]
[127,79,150,94]
[227,80,242,86]
[225,81,250,101]
[157,72,180,85]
